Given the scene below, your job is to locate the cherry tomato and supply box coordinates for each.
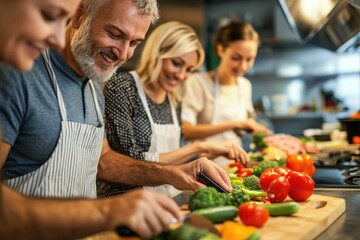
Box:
[287,171,314,202]
[259,168,280,192]
[238,203,269,228]
[267,176,290,203]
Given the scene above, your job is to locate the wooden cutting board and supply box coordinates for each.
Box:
[85,194,345,240]
[256,194,345,240]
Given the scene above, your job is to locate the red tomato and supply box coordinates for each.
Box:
[259,168,280,191]
[273,167,291,178]
[238,203,269,228]
[287,171,314,202]
[267,176,290,203]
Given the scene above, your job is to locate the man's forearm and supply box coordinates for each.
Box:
[0,184,111,240]
[97,151,172,186]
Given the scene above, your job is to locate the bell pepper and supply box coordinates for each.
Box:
[220,221,257,240]
[286,153,316,177]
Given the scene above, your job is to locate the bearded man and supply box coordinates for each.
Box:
[0,0,231,199]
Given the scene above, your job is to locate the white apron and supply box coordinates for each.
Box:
[131,71,182,198]
[5,50,104,198]
[207,71,247,168]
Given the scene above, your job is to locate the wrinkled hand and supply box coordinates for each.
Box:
[107,190,182,239]
[167,157,232,193]
[199,141,249,165]
[243,119,273,135]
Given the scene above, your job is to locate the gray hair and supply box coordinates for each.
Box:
[82,0,159,23]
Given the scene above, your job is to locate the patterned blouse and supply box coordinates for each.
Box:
[97,71,183,197]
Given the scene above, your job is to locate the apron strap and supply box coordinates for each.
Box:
[41,50,67,121]
[131,71,156,126]
[131,71,179,127]
[41,49,103,126]
[212,70,220,123]
[88,80,104,127]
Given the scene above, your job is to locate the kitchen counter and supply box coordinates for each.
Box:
[173,188,360,240]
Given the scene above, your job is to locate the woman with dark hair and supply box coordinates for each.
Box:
[182,21,273,168]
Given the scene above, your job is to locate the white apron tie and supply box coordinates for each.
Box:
[5,50,104,198]
[131,71,182,198]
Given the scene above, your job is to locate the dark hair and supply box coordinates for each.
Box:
[214,21,259,53]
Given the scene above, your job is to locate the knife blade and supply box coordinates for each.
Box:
[197,172,229,193]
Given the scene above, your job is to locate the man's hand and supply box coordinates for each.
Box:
[166,157,232,193]
[106,190,182,239]
[198,141,248,165]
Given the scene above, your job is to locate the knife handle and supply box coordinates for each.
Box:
[115,225,138,237]
[197,172,228,193]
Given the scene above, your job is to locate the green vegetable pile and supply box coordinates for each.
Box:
[189,183,266,211]
[188,187,232,211]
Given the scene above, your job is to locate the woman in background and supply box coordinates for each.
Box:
[102,21,248,198]
[181,21,272,168]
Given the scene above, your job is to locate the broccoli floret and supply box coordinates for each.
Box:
[252,160,279,177]
[231,185,251,206]
[230,181,266,207]
[243,175,261,190]
[188,187,232,211]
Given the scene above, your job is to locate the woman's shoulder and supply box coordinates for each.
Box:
[238,76,252,87]
[187,71,213,87]
[104,71,136,94]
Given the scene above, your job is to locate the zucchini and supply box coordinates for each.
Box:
[260,202,300,216]
[192,206,238,223]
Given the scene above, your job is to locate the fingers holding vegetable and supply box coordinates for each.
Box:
[110,190,182,239]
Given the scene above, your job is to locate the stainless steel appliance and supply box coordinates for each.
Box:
[312,145,360,188]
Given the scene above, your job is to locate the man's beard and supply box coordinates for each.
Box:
[70,18,124,82]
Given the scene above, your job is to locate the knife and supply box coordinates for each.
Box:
[116,212,218,237]
[197,172,229,193]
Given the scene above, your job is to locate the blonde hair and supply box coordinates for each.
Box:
[136,21,204,104]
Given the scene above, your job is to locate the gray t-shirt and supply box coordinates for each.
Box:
[0,48,104,179]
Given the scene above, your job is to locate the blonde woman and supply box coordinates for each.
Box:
[181,21,273,168]
[102,21,248,198]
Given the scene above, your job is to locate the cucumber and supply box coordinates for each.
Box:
[260,202,300,216]
[246,232,261,240]
[192,206,238,223]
